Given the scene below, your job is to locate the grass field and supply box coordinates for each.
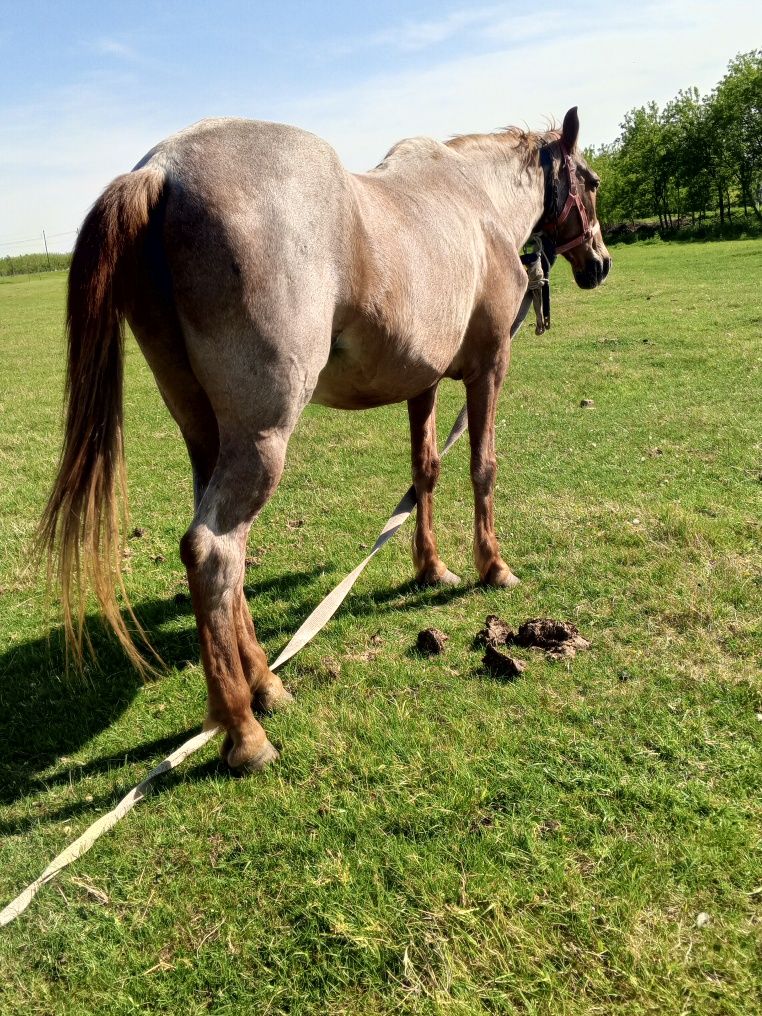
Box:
[0,241,760,1015]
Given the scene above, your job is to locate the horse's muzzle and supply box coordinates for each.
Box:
[574,255,611,290]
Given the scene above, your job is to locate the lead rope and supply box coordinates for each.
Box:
[0,405,470,927]
[520,234,550,335]
[524,259,546,335]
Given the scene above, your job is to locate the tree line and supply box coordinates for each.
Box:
[586,51,761,237]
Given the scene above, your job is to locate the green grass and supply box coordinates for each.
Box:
[0,242,760,1015]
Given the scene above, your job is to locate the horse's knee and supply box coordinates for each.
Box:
[413,452,441,493]
[471,455,497,493]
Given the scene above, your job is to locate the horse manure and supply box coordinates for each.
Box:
[580,398,595,408]
[514,618,591,660]
[476,614,516,649]
[417,628,449,655]
[482,645,527,679]
[287,519,305,529]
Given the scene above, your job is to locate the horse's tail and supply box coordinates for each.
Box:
[38,165,166,671]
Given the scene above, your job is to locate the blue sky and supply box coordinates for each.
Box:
[1,0,760,253]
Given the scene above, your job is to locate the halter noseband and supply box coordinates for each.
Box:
[539,141,593,255]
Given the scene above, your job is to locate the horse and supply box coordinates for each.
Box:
[40,106,611,774]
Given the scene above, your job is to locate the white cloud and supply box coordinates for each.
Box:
[361,6,507,52]
[93,37,138,61]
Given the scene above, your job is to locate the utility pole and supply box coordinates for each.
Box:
[42,230,50,269]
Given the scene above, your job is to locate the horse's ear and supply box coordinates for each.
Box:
[561,107,579,150]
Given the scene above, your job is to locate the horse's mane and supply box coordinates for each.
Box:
[446,125,560,166]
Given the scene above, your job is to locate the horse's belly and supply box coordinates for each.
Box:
[310,321,457,409]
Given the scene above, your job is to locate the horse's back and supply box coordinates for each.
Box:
[144,118,356,325]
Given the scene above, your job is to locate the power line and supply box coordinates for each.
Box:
[0,229,77,251]
[0,236,45,249]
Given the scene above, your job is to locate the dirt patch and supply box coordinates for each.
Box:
[482,645,527,680]
[345,648,382,663]
[417,628,449,655]
[297,657,341,688]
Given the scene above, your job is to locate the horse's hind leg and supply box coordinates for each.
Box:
[233,584,293,713]
[407,387,459,586]
[130,306,289,718]
[181,429,291,772]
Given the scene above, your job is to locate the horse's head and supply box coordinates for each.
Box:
[540,108,611,289]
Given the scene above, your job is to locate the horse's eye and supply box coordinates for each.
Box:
[587,175,600,192]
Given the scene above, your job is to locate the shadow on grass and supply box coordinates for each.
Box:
[0,567,324,809]
[0,562,472,817]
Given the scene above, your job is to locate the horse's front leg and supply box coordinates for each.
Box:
[407,386,460,586]
[465,356,520,589]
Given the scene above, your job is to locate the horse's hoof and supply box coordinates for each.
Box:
[228,738,279,775]
[438,569,461,586]
[417,566,461,587]
[256,684,295,713]
[482,563,521,589]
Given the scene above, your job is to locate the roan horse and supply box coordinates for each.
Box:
[40,106,610,773]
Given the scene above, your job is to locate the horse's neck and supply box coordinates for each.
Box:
[457,143,545,248]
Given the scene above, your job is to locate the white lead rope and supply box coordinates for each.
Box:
[0,404,469,927]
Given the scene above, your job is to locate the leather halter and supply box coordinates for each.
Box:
[539,141,593,255]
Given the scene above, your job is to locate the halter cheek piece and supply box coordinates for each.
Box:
[539,142,593,255]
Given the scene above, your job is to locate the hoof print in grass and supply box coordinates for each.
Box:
[417,628,449,655]
[515,618,591,660]
[482,645,527,680]
[476,614,516,649]
[580,398,595,408]
[153,554,166,564]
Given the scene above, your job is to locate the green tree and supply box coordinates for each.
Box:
[711,51,762,219]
